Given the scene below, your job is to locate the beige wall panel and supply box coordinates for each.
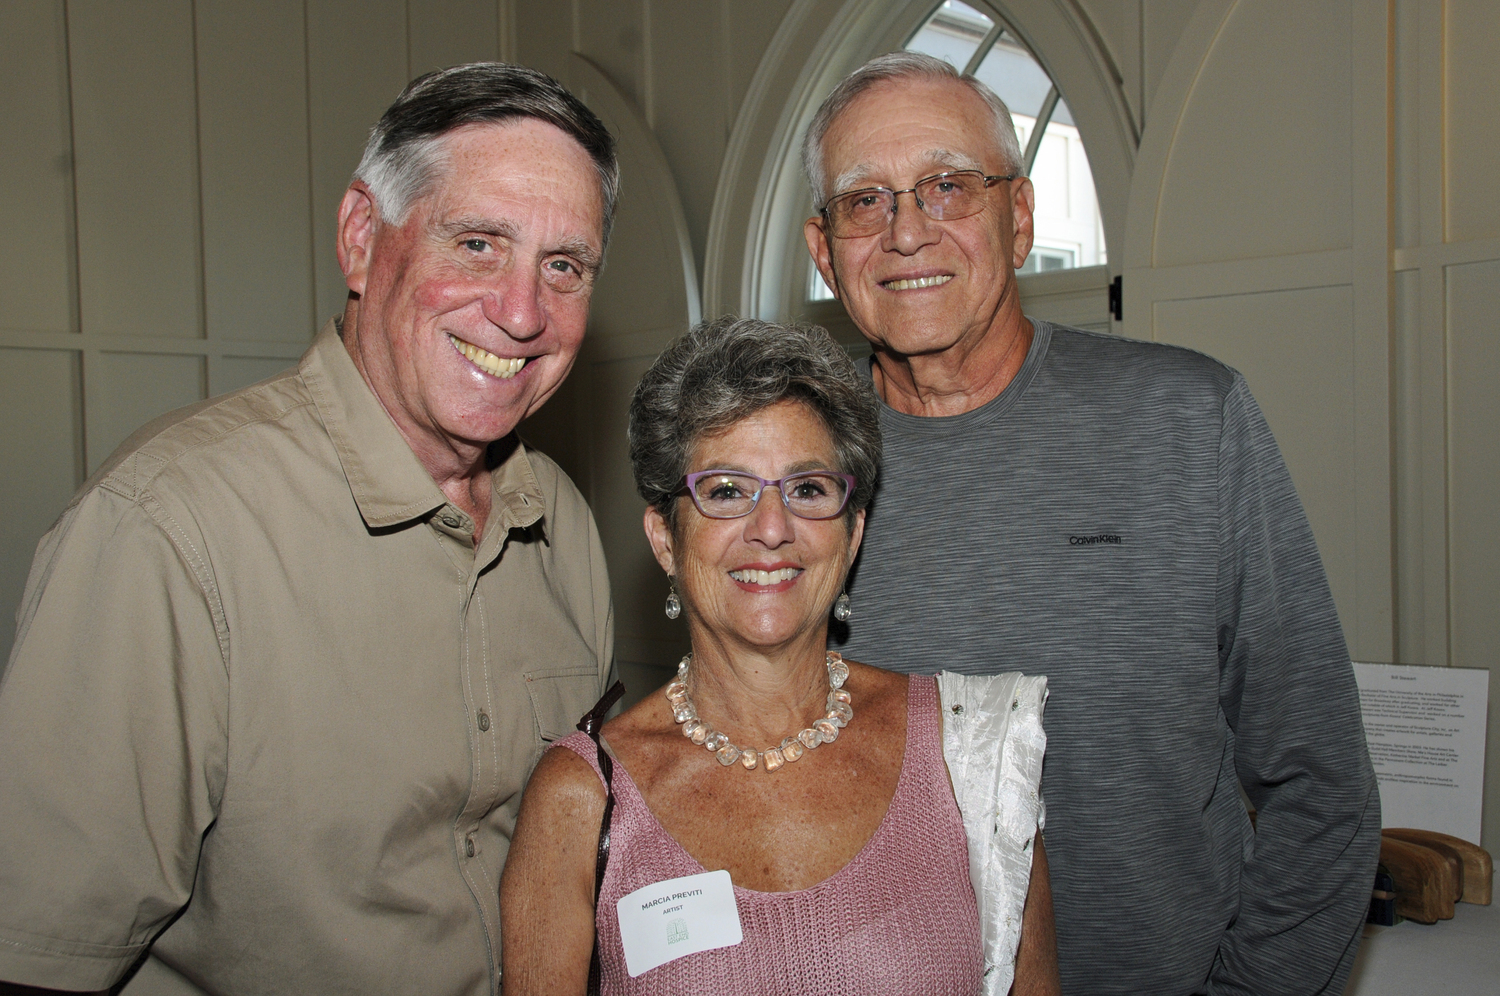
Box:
[307,0,409,326]
[1445,258,1500,848]
[0,1,75,334]
[511,0,573,78]
[726,0,795,120]
[575,0,646,117]
[572,63,696,340]
[68,0,202,338]
[196,0,316,344]
[1444,0,1500,243]
[1142,0,1202,125]
[0,348,83,659]
[408,0,499,75]
[1153,0,1351,266]
[1153,285,1358,636]
[86,352,205,474]
[585,354,687,669]
[650,0,729,274]
[215,355,301,397]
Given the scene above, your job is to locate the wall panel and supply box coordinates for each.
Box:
[1444,0,1500,242]
[408,0,500,75]
[86,352,205,474]
[68,0,203,339]
[216,355,301,396]
[197,0,316,343]
[307,0,409,325]
[650,0,728,272]
[0,1,75,334]
[1445,257,1500,853]
[1153,0,1351,266]
[0,348,83,659]
[1154,285,1358,637]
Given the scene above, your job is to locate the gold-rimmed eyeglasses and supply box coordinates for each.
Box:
[821,170,1016,239]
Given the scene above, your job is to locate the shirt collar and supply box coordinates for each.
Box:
[300,319,546,532]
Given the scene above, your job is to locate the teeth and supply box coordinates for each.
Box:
[448,333,526,379]
[729,568,801,586]
[883,274,953,291]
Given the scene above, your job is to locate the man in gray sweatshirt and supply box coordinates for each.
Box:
[802,52,1378,995]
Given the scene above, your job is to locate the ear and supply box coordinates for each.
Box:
[1009,177,1036,271]
[846,508,866,568]
[804,215,841,301]
[337,183,379,296]
[642,505,677,577]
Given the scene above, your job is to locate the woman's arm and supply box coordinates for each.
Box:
[500,746,608,996]
[1011,833,1061,996]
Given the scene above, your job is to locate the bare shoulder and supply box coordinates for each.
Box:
[843,659,911,709]
[521,743,607,820]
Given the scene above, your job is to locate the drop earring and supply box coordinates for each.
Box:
[664,577,682,620]
[832,590,852,623]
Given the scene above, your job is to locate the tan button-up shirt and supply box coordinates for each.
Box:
[0,322,613,995]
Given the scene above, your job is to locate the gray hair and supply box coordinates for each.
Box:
[353,62,620,247]
[629,316,883,528]
[801,51,1024,206]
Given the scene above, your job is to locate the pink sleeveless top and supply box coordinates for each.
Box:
[554,674,982,995]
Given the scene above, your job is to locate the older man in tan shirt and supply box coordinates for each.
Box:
[0,64,617,996]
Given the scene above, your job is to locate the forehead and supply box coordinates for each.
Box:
[822,77,1002,187]
[690,400,837,467]
[420,118,604,233]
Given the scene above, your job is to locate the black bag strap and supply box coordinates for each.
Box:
[577,679,625,996]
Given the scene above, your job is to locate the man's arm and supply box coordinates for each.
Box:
[0,489,228,991]
[1208,376,1380,995]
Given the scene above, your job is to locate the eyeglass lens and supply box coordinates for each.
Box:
[689,471,849,520]
[827,171,993,238]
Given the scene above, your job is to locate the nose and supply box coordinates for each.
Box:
[881,188,941,255]
[742,487,796,548]
[480,262,546,341]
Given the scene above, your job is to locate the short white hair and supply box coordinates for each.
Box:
[801,51,1025,206]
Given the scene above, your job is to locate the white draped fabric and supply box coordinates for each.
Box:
[938,671,1049,996]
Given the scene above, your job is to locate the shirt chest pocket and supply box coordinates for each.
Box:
[523,665,603,741]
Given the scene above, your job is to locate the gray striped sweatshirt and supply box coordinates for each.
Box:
[836,320,1379,996]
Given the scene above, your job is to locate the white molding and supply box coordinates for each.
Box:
[1392,236,1500,272]
[1124,247,1353,308]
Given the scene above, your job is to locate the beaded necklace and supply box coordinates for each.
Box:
[665,652,853,772]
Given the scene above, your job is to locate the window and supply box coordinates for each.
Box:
[810,0,1107,302]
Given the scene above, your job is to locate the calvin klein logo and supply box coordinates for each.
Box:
[1069,533,1123,546]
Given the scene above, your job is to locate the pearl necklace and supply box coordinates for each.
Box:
[665,652,853,772]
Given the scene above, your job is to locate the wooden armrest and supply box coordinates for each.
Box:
[1381,828,1492,905]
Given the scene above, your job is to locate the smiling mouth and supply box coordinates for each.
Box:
[729,567,802,585]
[447,333,527,379]
[882,274,953,291]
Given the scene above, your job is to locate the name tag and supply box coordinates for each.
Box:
[615,869,743,977]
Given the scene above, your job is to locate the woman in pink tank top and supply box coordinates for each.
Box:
[502,319,1058,995]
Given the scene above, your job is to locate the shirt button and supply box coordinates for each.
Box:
[465,836,476,858]
[477,711,491,732]
[440,513,461,528]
